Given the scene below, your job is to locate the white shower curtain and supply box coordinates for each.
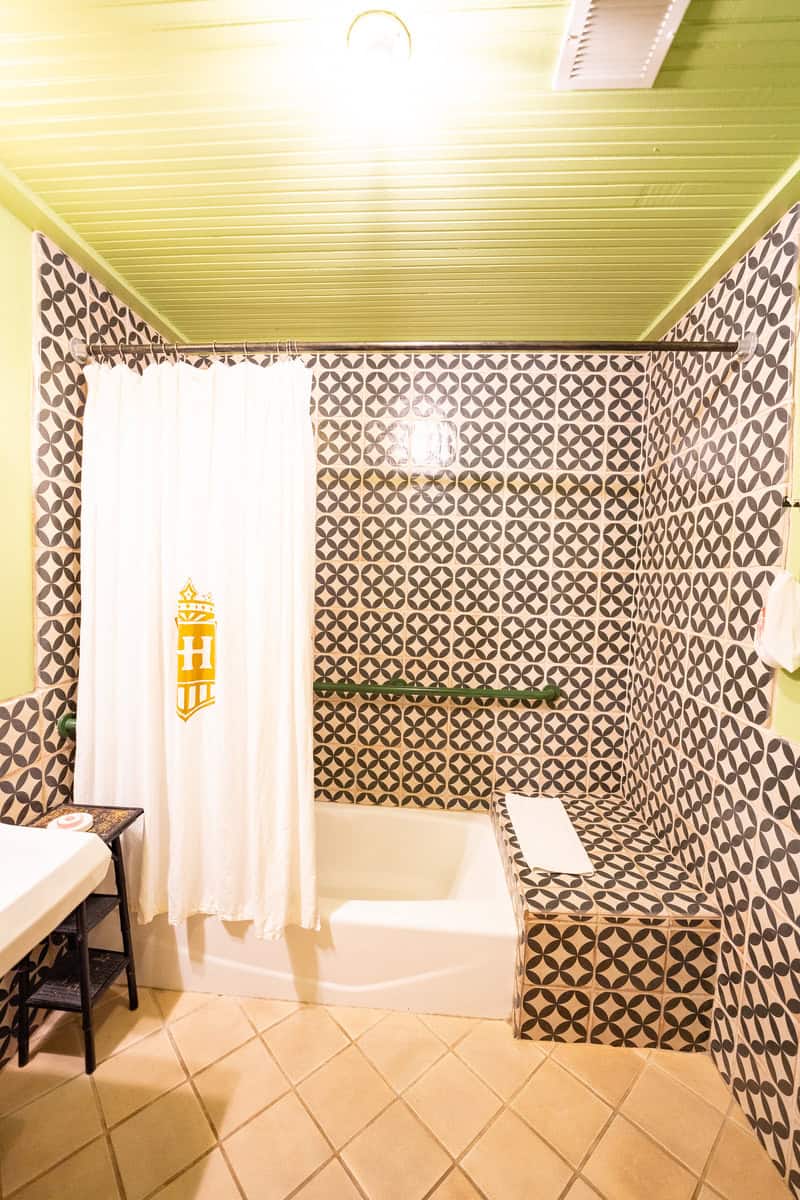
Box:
[74,359,318,938]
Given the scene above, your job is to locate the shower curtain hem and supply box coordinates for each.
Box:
[134,903,321,940]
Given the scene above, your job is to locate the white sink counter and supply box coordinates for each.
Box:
[0,823,111,976]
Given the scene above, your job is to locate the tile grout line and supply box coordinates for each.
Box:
[89,1071,129,1200]
[147,1015,245,1200]
[2,1135,112,1200]
[254,1015,375,1200]
[105,998,405,1199]
[446,1052,556,1191]
[23,1005,215,1200]
[4,992,791,1200]
[0,1008,619,1200]
[255,1007,502,1198]
[173,998,402,1199]
[510,1042,729,1199]
[0,1013,83,1121]
[32,993,246,1200]
[556,1049,742,1200]
[1,1066,123,1200]
[554,1046,657,1200]
[690,1094,745,1200]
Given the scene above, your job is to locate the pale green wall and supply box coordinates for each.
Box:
[773,523,800,742]
[0,203,34,701]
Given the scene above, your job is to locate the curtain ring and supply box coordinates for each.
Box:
[243,340,249,359]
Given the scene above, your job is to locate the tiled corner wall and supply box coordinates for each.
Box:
[624,205,800,1192]
[0,234,162,1066]
[311,352,647,809]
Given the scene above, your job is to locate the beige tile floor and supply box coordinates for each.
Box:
[0,986,793,1200]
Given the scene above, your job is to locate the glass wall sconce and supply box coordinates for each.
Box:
[388,419,457,471]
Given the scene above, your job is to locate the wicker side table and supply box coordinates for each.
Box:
[18,804,144,1074]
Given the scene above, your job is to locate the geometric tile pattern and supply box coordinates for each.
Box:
[623,204,800,1195]
[0,234,163,1068]
[312,349,647,810]
[492,792,721,1051]
[0,986,791,1200]
[2,214,797,1193]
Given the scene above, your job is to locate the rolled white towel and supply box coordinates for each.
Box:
[754,570,800,672]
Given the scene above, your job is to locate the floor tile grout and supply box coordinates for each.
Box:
[2,1061,125,1200]
[1,989,792,1200]
[87,1070,129,1200]
[452,1045,582,1194]
[509,1043,716,1200]
[157,1007,249,1200]
[690,1095,741,1200]
[645,1053,732,1115]
[224,1005,383,1199]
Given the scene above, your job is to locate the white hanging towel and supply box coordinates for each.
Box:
[506,794,594,874]
[754,570,800,672]
[74,359,318,940]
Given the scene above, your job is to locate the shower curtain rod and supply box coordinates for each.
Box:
[69,336,749,362]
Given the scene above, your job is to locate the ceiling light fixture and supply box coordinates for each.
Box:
[347,10,412,72]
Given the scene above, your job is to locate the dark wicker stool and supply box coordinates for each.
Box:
[18,804,144,1074]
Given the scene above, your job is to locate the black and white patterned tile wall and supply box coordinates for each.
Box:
[624,205,800,1193]
[312,351,647,809]
[0,234,163,1066]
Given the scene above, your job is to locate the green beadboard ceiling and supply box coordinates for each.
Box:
[1,0,799,342]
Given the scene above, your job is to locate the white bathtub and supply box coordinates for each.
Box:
[131,802,517,1018]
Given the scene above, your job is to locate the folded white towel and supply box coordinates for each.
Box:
[754,570,800,672]
[506,793,593,874]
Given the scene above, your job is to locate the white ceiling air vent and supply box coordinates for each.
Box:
[553,0,692,91]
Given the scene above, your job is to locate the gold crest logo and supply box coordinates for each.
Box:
[175,579,216,721]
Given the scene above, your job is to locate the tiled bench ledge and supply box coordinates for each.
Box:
[491,792,721,1051]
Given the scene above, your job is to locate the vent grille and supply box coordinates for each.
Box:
[554,0,691,91]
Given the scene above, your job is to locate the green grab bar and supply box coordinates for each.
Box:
[58,712,77,738]
[313,677,561,702]
[57,677,560,739]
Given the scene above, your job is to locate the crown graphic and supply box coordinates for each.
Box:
[177,579,215,623]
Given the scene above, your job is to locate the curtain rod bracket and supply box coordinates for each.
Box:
[736,331,758,362]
